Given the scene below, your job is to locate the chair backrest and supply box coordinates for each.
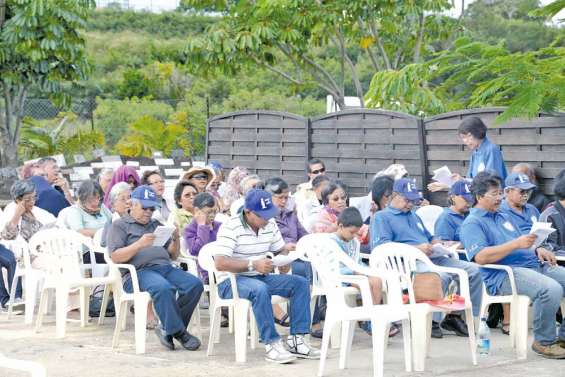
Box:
[296,233,333,291]
[370,242,430,305]
[415,205,444,236]
[539,206,554,223]
[28,228,88,280]
[197,242,220,284]
[55,206,74,229]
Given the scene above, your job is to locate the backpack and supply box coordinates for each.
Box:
[89,285,115,318]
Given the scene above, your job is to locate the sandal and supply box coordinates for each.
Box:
[274,313,290,327]
[501,322,510,335]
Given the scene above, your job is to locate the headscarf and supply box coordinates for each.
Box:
[103,165,141,209]
[222,166,249,209]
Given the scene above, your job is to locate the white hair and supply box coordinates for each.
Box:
[109,182,130,206]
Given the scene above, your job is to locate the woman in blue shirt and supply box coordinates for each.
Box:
[434,180,473,244]
[429,117,507,192]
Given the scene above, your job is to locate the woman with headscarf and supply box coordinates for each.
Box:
[103,165,141,209]
[221,166,249,210]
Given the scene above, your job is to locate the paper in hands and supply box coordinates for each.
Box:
[152,226,175,247]
[529,222,555,250]
[432,166,455,188]
[430,243,460,259]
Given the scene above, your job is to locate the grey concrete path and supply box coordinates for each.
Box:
[1,312,563,377]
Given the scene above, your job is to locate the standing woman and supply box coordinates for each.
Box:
[428,117,507,192]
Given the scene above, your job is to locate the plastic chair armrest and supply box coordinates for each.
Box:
[113,263,142,293]
[481,264,517,295]
[336,274,373,307]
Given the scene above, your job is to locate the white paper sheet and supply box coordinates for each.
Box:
[271,254,296,267]
[432,165,455,187]
[153,226,175,247]
[529,222,556,250]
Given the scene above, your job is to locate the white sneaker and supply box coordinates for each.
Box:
[286,335,321,359]
[265,340,296,364]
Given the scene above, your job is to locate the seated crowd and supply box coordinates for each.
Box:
[2,118,565,362]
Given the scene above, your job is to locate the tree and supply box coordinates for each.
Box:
[0,0,94,168]
[183,0,456,109]
[365,37,565,122]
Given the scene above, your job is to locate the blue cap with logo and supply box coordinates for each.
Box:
[449,180,473,203]
[131,185,160,209]
[244,189,280,220]
[505,173,536,190]
[393,178,422,201]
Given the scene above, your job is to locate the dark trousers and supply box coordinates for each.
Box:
[124,264,204,336]
[0,244,22,306]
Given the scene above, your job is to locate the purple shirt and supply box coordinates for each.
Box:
[184,219,222,281]
[275,210,308,244]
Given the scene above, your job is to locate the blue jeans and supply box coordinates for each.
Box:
[0,244,22,306]
[123,264,204,336]
[291,259,320,325]
[218,273,311,345]
[499,264,565,345]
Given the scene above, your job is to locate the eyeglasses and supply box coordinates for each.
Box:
[516,189,532,197]
[191,174,208,180]
[311,168,325,175]
[484,191,504,199]
[329,195,347,202]
[142,207,156,212]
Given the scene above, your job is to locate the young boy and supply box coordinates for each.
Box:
[330,207,389,335]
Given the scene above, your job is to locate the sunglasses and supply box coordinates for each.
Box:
[311,168,325,174]
[191,174,208,180]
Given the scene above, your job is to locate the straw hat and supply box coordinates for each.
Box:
[181,166,215,182]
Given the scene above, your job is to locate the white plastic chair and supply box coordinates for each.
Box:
[3,239,44,324]
[370,242,477,372]
[29,228,119,339]
[415,205,444,236]
[296,233,360,349]
[479,264,530,360]
[198,242,288,362]
[304,234,413,377]
[0,353,46,377]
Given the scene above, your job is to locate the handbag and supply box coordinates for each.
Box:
[413,272,444,302]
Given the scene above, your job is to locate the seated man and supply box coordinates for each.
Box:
[499,172,540,234]
[295,159,327,226]
[107,185,203,351]
[512,163,551,212]
[545,171,565,256]
[30,157,72,217]
[214,189,320,364]
[460,172,565,359]
[371,178,483,338]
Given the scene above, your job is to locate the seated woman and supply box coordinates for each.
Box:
[229,174,263,216]
[300,175,330,232]
[64,180,112,238]
[264,177,323,335]
[167,180,198,239]
[100,182,131,247]
[221,166,249,211]
[434,180,473,245]
[184,192,221,282]
[182,167,215,194]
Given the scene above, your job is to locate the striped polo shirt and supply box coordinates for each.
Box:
[214,212,286,278]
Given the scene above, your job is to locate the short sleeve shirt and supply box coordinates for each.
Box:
[371,206,432,249]
[499,200,540,234]
[329,233,360,275]
[434,208,467,242]
[214,213,285,278]
[460,207,539,294]
[106,215,171,274]
[467,136,508,180]
[65,204,112,232]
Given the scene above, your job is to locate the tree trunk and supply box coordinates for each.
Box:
[0,140,18,167]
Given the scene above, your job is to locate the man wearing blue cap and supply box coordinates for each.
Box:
[371,178,483,339]
[107,185,204,351]
[460,172,565,358]
[435,180,474,244]
[214,189,320,364]
[500,173,540,234]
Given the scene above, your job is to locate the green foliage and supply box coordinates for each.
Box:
[86,9,217,38]
[94,97,175,146]
[0,0,94,167]
[365,37,565,122]
[117,68,158,99]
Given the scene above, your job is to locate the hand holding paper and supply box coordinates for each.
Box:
[432,166,455,188]
[529,222,555,250]
[153,226,175,247]
[430,243,460,259]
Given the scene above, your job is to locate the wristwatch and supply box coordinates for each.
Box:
[247,259,254,272]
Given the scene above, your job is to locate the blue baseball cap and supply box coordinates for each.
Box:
[244,189,280,220]
[505,173,536,190]
[449,180,473,203]
[131,185,160,209]
[393,178,422,201]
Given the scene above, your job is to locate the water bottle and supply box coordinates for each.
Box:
[477,317,491,356]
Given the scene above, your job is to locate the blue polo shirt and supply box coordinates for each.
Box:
[467,136,507,180]
[371,206,432,249]
[434,208,467,242]
[30,175,70,217]
[499,200,540,235]
[460,207,539,295]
